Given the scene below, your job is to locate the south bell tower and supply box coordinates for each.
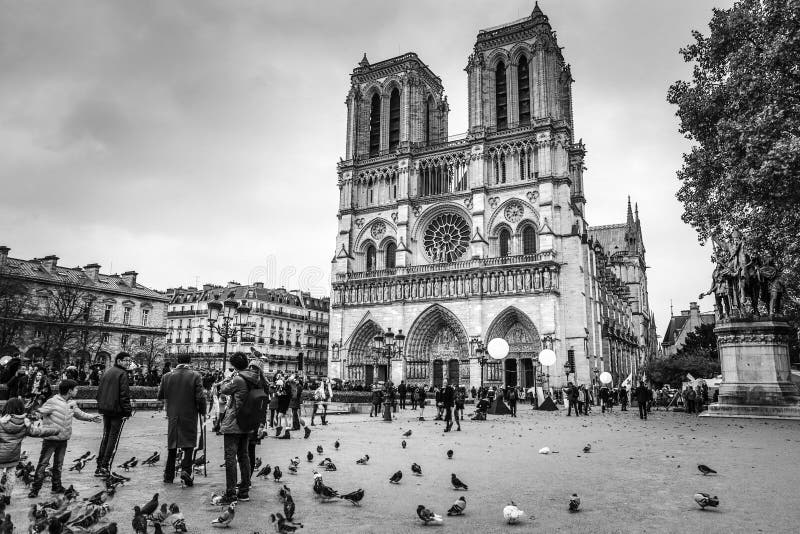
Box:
[330,5,616,392]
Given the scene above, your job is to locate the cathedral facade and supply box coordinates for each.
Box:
[328,5,656,391]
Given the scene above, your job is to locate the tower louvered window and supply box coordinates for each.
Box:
[496,62,507,130]
[369,93,381,157]
[499,229,511,257]
[518,58,530,124]
[389,89,400,151]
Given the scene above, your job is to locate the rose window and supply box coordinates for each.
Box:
[504,202,524,223]
[423,213,470,263]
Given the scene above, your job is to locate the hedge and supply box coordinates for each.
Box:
[73,386,160,400]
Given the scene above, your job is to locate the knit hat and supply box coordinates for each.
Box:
[229,352,248,371]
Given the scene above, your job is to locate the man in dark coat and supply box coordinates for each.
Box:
[599,385,610,413]
[567,383,580,416]
[398,381,407,410]
[442,381,455,432]
[635,381,650,420]
[158,353,206,486]
[95,352,132,477]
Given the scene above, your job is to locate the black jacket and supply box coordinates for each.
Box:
[96,364,132,417]
[442,385,455,408]
[634,385,650,404]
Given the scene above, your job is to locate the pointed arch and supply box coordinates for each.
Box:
[369,92,381,156]
[484,306,541,348]
[343,315,384,384]
[495,61,508,130]
[389,88,400,151]
[404,304,470,384]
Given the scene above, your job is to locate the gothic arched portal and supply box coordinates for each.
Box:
[404,304,469,386]
[345,317,383,385]
[484,307,542,388]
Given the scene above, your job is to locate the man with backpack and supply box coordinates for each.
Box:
[217,352,265,505]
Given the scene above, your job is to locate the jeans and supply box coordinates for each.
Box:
[223,433,250,494]
[164,447,194,481]
[97,416,125,470]
[509,400,517,417]
[639,403,647,419]
[399,395,406,409]
[33,440,67,490]
[568,400,581,416]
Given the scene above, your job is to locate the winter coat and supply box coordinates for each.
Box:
[599,387,610,401]
[635,385,650,404]
[289,381,303,410]
[157,365,206,449]
[96,364,132,417]
[416,388,426,402]
[36,394,95,441]
[0,414,59,468]
[371,388,383,405]
[397,383,407,397]
[442,385,455,408]
[219,369,259,435]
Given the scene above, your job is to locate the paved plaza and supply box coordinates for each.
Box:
[6,405,800,533]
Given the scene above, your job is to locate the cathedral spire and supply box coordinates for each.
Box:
[634,202,639,222]
[531,1,550,25]
[359,53,370,68]
[626,195,634,227]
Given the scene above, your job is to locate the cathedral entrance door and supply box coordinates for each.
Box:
[521,358,534,388]
[365,365,374,386]
[447,359,459,387]
[504,358,518,388]
[432,359,444,388]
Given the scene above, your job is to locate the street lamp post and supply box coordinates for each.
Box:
[469,337,489,389]
[371,328,405,385]
[206,297,252,372]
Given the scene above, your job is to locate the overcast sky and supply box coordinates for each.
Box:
[0,0,733,337]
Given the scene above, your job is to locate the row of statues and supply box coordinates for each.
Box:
[700,230,784,318]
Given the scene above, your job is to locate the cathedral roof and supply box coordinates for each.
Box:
[587,224,626,255]
[351,52,442,92]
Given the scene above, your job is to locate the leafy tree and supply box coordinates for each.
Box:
[0,267,31,350]
[677,323,718,358]
[644,349,721,388]
[667,0,800,317]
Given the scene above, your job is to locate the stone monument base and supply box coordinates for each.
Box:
[702,318,800,420]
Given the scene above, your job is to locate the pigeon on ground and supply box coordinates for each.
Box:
[73,451,91,462]
[316,446,323,454]
[255,464,272,478]
[356,455,369,465]
[253,457,262,470]
[288,465,298,475]
[303,427,311,439]
[270,513,303,533]
[451,474,468,490]
[403,430,412,437]
[153,523,164,534]
[411,463,422,476]
[306,452,314,463]
[324,462,337,472]
[92,523,118,534]
[503,502,525,524]
[538,447,551,454]
[313,477,339,501]
[140,494,159,517]
[290,457,300,467]
[273,466,283,482]
[583,444,591,453]
[210,492,224,506]
[339,488,364,506]
[401,440,407,449]
[131,506,147,534]
[569,494,581,512]
[63,485,79,501]
[284,494,296,521]
[694,493,719,509]
[211,503,235,528]
[697,464,717,476]
[149,503,168,523]
[278,485,292,503]
[447,496,466,516]
[416,505,443,525]
[334,440,340,450]
[85,489,108,506]
[166,503,187,532]
[447,450,453,459]
[69,459,87,473]
[389,470,402,484]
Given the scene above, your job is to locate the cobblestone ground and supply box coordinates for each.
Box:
[6,404,800,533]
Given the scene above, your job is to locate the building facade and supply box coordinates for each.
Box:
[166,283,329,378]
[328,5,656,390]
[661,301,714,357]
[0,246,168,368]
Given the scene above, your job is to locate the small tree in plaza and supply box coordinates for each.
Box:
[667,0,800,323]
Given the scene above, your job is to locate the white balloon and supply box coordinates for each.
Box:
[487,338,509,360]
[538,349,556,367]
[599,371,612,384]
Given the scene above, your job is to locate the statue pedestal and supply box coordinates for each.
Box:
[704,319,800,420]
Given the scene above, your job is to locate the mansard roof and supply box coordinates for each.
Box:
[170,284,329,309]
[351,52,442,92]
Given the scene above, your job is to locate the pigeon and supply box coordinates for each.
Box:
[694,493,719,509]
[63,485,79,501]
[569,494,581,512]
[141,452,159,466]
[451,473,468,490]
[284,494,296,521]
[411,463,422,476]
[403,430,412,437]
[290,457,300,467]
[303,427,311,439]
[313,477,339,501]
[339,488,364,506]
[389,470,402,484]
[73,451,91,462]
[416,505,443,525]
[306,452,314,463]
[273,466,283,482]
[697,464,717,476]
[85,489,108,506]
[324,462,337,472]
[447,496,466,516]
[356,455,369,465]
[401,440,407,449]
[69,458,87,473]
[270,513,303,533]
[255,464,272,478]
[318,457,333,467]
[92,523,118,534]
[193,454,206,468]
[279,485,292,502]
[288,465,298,475]
[583,444,591,453]
[149,503,168,523]
[253,457,262,470]
[503,502,525,524]
[316,446,323,454]
[447,449,453,459]
[334,440,340,450]
[166,503,187,532]
[140,493,159,516]
[538,447,551,454]
[211,503,235,528]
[131,506,148,534]
[153,523,164,534]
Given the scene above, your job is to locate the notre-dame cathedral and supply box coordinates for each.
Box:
[328,4,658,391]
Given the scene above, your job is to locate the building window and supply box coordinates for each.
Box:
[123,307,131,325]
[389,89,400,151]
[369,93,381,157]
[385,242,396,269]
[522,225,537,254]
[82,302,91,321]
[35,329,43,339]
[518,57,530,124]
[104,304,113,323]
[365,245,376,272]
[499,229,511,257]
[121,334,129,346]
[495,61,507,130]
[425,96,433,144]
[102,333,110,343]
[139,336,147,347]
[141,309,150,326]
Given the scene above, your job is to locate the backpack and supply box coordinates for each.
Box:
[236,379,269,433]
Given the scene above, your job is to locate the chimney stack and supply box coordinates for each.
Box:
[227,281,240,288]
[42,255,59,272]
[254,282,264,289]
[0,246,8,267]
[84,264,101,282]
[121,271,138,287]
